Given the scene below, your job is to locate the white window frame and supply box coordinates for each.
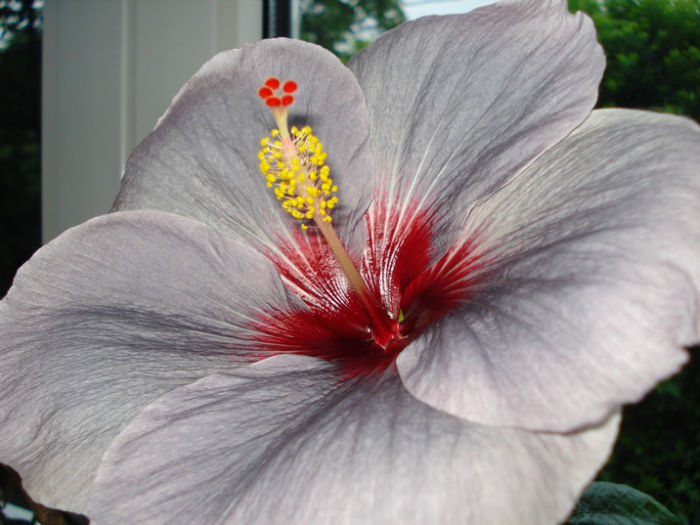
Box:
[42,0,263,242]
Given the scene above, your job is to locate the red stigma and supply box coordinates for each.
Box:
[258,86,274,99]
[258,78,298,109]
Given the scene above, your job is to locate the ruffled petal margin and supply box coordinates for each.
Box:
[0,210,289,512]
[398,109,700,432]
[113,39,374,251]
[88,355,619,525]
[348,0,604,240]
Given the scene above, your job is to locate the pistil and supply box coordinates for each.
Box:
[258,78,399,348]
[313,216,399,348]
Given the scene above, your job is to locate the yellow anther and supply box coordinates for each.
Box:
[258,124,338,229]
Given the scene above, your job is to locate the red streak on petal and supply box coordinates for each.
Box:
[251,199,489,377]
[400,237,486,335]
[265,77,280,89]
[281,94,294,106]
[265,97,282,107]
[363,200,435,317]
[282,80,297,93]
[258,86,274,99]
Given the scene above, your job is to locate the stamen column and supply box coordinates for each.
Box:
[257,77,400,348]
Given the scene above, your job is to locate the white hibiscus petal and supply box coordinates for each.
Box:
[88,355,618,525]
[113,39,374,251]
[398,109,700,432]
[348,0,604,234]
[0,210,288,512]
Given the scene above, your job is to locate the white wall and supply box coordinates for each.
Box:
[42,0,262,242]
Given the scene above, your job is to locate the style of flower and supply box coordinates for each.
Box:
[1,1,699,524]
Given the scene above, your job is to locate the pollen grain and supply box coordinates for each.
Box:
[258,125,338,226]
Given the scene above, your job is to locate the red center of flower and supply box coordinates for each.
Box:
[252,78,487,377]
[252,200,485,377]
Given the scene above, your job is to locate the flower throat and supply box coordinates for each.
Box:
[257,77,402,350]
[254,78,485,376]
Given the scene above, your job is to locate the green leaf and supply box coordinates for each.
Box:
[566,482,683,525]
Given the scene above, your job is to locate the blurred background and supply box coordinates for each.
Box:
[1,0,698,523]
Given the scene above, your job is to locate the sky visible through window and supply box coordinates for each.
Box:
[401,0,495,19]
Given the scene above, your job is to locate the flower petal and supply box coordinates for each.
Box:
[113,39,374,250]
[88,355,619,525]
[398,109,700,431]
[348,0,604,233]
[0,210,288,512]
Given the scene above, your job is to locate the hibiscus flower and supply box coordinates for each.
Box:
[1,1,698,523]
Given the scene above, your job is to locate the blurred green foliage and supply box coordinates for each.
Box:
[562,4,700,522]
[570,0,700,121]
[564,4,700,523]
[0,0,41,299]
[301,0,405,62]
[595,355,700,525]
